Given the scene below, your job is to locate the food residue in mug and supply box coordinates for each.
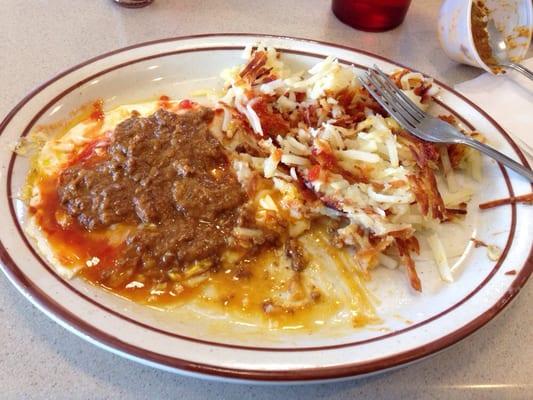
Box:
[470,1,499,71]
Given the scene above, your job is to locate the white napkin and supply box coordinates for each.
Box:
[455,57,533,157]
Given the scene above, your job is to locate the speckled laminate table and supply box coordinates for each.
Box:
[0,1,531,399]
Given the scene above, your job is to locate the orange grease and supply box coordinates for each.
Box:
[89,100,105,121]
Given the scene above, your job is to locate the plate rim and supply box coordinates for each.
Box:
[0,33,531,382]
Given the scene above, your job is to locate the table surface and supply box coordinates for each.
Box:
[0,1,531,399]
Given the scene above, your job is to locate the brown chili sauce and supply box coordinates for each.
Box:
[47,107,248,294]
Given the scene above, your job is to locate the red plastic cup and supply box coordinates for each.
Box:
[332,0,412,32]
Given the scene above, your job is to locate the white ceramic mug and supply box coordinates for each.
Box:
[438,0,533,74]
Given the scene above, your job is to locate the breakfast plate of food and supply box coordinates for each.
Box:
[0,34,531,383]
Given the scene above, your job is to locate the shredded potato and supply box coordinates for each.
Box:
[216,47,481,291]
[427,234,453,283]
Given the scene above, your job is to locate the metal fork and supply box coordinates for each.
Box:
[497,61,533,81]
[359,66,533,182]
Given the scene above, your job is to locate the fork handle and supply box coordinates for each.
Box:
[499,62,533,81]
[460,136,533,182]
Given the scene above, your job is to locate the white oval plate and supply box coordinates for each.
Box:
[0,34,531,383]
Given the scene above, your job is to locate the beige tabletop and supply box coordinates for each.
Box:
[0,1,531,399]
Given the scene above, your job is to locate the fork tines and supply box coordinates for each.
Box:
[359,66,425,132]
[359,67,533,181]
